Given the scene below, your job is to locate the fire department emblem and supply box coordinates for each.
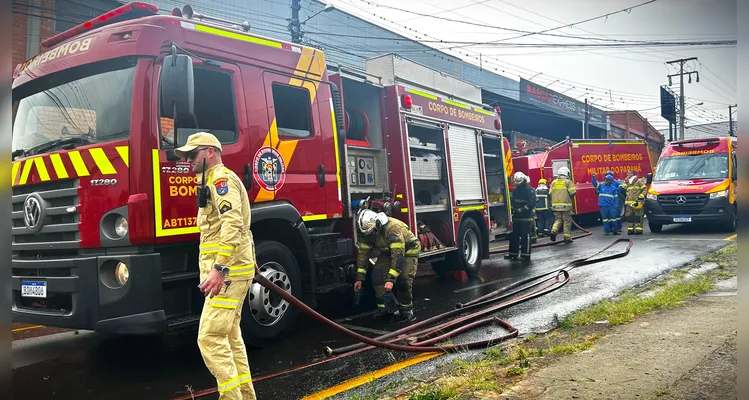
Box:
[253,146,286,192]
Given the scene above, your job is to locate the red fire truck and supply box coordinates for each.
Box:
[511,138,655,224]
[11,3,513,345]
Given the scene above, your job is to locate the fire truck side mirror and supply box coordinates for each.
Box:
[160,54,195,126]
[646,172,653,185]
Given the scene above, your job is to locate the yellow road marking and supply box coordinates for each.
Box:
[301,352,442,399]
[12,325,43,333]
[725,234,737,241]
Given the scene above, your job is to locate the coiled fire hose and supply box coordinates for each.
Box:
[171,227,631,400]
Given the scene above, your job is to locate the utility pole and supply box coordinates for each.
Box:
[583,98,589,139]
[666,57,698,141]
[729,104,737,136]
[290,0,301,44]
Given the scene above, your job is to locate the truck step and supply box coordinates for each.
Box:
[167,315,200,330]
[162,271,199,283]
[309,232,342,241]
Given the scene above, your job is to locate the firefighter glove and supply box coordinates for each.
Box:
[382,291,400,314]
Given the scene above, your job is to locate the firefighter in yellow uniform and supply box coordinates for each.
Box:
[549,166,576,244]
[175,132,257,400]
[354,210,421,322]
[621,171,647,235]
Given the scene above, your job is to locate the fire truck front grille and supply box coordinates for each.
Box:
[12,179,80,253]
[657,194,709,215]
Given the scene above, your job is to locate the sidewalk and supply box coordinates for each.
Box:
[501,278,737,400]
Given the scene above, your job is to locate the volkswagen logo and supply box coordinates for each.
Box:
[676,195,687,205]
[23,193,45,233]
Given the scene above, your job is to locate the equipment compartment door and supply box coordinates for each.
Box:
[259,71,328,220]
[447,124,483,202]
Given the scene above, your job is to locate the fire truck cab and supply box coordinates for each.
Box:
[645,136,738,233]
[11,3,512,345]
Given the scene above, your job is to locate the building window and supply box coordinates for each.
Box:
[609,125,625,139]
[54,0,119,33]
[271,83,314,138]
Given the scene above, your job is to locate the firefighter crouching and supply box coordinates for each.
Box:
[549,167,576,244]
[354,210,421,322]
[534,178,553,237]
[592,172,622,236]
[175,132,257,400]
[621,170,647,235]
[506,172,536,261]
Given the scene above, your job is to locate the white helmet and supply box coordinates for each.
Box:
[357,209,389,235]
[558,166,570,178]
[513,171,528,186]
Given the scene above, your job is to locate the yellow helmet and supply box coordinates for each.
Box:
[538,178,547,185]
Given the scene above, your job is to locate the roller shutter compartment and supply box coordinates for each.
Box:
[447,125,483,202]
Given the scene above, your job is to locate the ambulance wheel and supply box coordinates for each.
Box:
[648,221,662,233]
[241,240,302,348]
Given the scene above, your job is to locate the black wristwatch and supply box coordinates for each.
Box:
[213,264,230,276]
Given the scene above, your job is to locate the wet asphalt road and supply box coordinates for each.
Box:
[11,222,735,400]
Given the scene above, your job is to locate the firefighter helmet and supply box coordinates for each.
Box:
[558,166,570,178]
[357,209,389,235]
[512,171,528,186]
[538,178,547,185]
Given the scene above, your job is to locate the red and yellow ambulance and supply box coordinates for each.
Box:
[645,136,737,233]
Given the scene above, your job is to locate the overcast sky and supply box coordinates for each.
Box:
[326,0,737,131]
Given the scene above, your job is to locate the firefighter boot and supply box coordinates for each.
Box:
[398,307,416,322]
[549,231,557,242]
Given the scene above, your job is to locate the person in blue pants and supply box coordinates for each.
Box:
[591,172,621,235]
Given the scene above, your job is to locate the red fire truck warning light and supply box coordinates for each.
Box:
[41,2,159,48]
[401,94,413,108]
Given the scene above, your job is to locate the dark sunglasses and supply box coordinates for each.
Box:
[186,147,209,160]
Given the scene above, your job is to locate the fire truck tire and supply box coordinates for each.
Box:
[648,220,663,233]
[453,218,483,277]
[240,240,302,348]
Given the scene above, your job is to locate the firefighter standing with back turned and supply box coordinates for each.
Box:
[549,166,576,244]
[354,210,421,322]
[534,178,553,237]
[506,172,536,261]
[175,132,257,400]
[621,170,647,235]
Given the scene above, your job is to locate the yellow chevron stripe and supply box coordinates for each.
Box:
[89,148,116,175]
[19,158,34,185]
[11,161,19,185]
[116,146,129,167]
[33,157,50,181]
[68,151,90,177]
[49,153,69,179]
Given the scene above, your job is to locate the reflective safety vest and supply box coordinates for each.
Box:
[550,178,576,212]
[535,186,550,211]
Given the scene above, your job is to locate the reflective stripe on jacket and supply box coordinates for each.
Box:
[550,178,575,212]
[535,187,550,211]
[591,175,620,207]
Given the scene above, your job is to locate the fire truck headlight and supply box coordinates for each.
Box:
[115,262,129,286]
[709,189,729,199]
[646,193,657,201]
[114,216,129,238]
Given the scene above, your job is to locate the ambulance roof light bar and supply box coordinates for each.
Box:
[41,2,159,48]
[174,4,251,32]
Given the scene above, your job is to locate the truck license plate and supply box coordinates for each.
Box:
[21,281,47,298]
[673,216,692,223]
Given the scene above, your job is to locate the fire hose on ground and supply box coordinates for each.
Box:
[171,221,630,400]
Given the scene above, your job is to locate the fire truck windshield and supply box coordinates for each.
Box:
[12,59,136,157]
[654,153,729,181]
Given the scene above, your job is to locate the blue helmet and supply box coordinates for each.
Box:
[606,170,614,176]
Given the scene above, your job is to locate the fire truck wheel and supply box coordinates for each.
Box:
[241,240,302,348]
[648,220,663,233]
[454,217,483,277]
[724,206,737,232]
